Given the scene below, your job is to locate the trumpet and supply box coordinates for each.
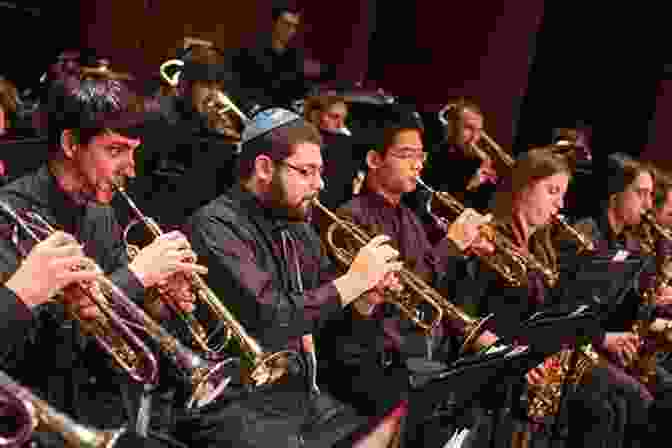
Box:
[114,181,297,389]
[415,177,559,288]
[0,201,230,410]
[0,201,158,385]
[0,369,126,448]
[313,198,492,354]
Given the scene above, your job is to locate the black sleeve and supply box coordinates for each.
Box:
[186,208,342,351]
[0,285,34,355]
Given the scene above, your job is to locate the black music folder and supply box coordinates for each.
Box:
[407,344,540,393]
[556,248,650,331]
[512,303,602,356]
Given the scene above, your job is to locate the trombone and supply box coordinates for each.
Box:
[437,102,515,171]
[0,201,230,409]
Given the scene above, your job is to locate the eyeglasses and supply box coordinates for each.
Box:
[388,149,428,163]
[280,161,324,179]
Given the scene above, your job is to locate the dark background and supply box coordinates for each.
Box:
[2,0,670,168]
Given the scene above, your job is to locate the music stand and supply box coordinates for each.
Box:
[514,304,602,355]
[406,345,543,448]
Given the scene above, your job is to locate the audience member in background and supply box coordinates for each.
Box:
[229,2,335,108]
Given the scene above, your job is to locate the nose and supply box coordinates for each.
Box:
[313,172,324,192]
[124,152,137,179]
[642,196,652,212]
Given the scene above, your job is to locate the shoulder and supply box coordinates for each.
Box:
[186,193,258,245]
[336,195,373,221]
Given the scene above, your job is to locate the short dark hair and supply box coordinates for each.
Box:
[272,1,302,21]
[237,120,321,180]
[46,78,147,152]
[370,107,424,155]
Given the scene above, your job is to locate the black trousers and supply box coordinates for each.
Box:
[173,377,365,448]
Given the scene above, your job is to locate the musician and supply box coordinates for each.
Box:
[654,167,672,227]
[0,76,18,138]
[0,78,206,429]
[404,99,497,247]
[434,147,646,447]
[301,94,362,210]
[315,111,501,446]
[184,107,404,447]
[304,94,349,137]
[228,2,335,108]
[567,152,672,443]
[130,62,251,230]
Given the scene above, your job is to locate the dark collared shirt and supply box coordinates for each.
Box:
[186,185,343,353]
[0,164,144,427]
[323,189,467,356]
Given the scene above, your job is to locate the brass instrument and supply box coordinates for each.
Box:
[200,89,249,140]
[626,210,672,386]
[0,201,230,410]
[438,102,515,172]
[159,59,185,87]
[553,214,596,253]
[0,201,159,385]
[0,370,126,448]
[415,177,559,288]
[526,344,603,421]
[114,181,296,389]
[313,198,492,354]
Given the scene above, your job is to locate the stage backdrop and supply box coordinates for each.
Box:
[80,0,543,150]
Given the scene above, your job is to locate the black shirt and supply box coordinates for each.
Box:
[0,164,144,427]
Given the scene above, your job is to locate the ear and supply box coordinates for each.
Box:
[254,155,275,184]
[366,149,384,170]
[60,129,78,159]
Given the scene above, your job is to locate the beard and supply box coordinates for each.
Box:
[266,171,314,222]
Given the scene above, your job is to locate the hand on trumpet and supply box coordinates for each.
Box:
[654,285,672,306]
[5,231,102,310]
[128,231,208,290]
[603,331,641,367]
[334,234,403,307]
[354,271,403,316]
[446,208,495,256]
[526,363,548,386]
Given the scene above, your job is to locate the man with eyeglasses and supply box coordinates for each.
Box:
[316,109,502,446]
[183,107,405,447]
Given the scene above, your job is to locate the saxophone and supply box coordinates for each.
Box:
[524,216,601,421]
[626,210,672,386]
[526,344,603,421]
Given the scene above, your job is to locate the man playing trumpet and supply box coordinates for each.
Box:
[315,107,500,446]
[185,107,405,447]
[0,78,205,430]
